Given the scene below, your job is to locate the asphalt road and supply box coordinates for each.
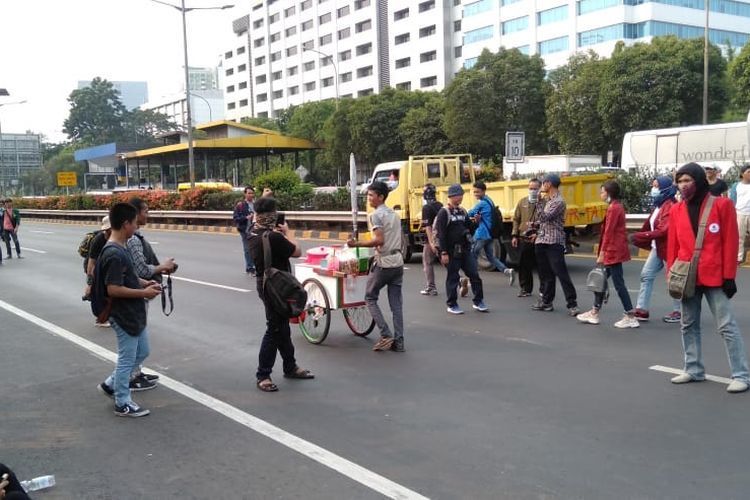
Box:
[2,222,750,499]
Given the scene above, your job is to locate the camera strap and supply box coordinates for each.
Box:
[161,274,174,316]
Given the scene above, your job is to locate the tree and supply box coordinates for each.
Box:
[399,93,453,155]
[728,41,750,118]
[286,100,336,142]
[598,37,729,152]
[121,108,178,145]
[546,52,609,155]
[63,77,127,146]
[444,48,548,159]
[241,116,281,132]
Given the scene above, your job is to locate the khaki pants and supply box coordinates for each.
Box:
[738,213,750,263]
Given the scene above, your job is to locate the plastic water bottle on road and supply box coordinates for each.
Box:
[20,474,56,492]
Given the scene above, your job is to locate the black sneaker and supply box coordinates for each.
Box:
[391,338,405,352]
[138,372,160,382]
[114,401,150,418]
[98,382,114,399]
[531,300,554,312]
[129,374,157,392]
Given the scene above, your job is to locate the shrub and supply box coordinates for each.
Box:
[204,191,244,210]
[615,167,660,213]
[253,168,300,194]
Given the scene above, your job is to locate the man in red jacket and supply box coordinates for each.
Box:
[667,162,749,393]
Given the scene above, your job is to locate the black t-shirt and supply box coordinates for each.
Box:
[421,201,443,228]
[248,228,297,288]
[89,231,108,260]
[709,179,728,196]
[100,242,147,336]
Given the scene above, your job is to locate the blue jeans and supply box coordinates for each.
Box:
[636,249,680,312]
[471,238,507,272]
[593,263,633,312]
[240,231,255,272]
[445,251,484,307]
[106,321,150,406]
[365,265,404,340]
[680,287,750,383]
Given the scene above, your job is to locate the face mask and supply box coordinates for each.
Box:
[680,183,697,201]
[650,187,661,197]
[528,189,539,203]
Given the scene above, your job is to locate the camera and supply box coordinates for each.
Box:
[522,228,538,238]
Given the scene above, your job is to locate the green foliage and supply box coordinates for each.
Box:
[63,77,127,146]
[476,162,503,182]
[728,42,750,115]
[240,116,281,132]
[252,167,301,194]
[309,188,363,211]
[286,101,336,141]
[122,108,178,145]
[399,94,454,155]
[615,167,661,213]
[204,191,244,210]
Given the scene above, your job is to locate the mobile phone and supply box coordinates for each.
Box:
[276,212,286,225]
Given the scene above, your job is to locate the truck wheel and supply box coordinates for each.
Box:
[401,233,413,263]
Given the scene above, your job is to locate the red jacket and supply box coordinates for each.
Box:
[598,200,631,266]
[632,198,675,260]
[667,195,739,287]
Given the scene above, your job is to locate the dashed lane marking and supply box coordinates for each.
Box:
[171,276,252,293]
[29,230,55,234]
[649,364,733,384]
[0,299,430,500]
[20,247,46,254]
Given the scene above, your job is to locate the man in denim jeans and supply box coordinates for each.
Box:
[667,162,749,393]
[468,181,515,285]
[348,181,405,352]
[96,203,162,416]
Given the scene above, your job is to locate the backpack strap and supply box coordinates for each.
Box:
[694,195,716,253]
[261,230,273,273]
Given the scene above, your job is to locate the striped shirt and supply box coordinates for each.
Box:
[534,193,567,246]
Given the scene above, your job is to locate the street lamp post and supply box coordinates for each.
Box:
[150,0,233,188]
[0,98,28,193]
[192,92,213,121]
[302,47,339,111]
[703,0,710,125]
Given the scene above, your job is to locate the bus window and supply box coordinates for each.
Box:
[656,135,678,169]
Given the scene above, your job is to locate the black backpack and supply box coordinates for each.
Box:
[91,244,129,323]
[261,231,307,318]
[78,230,101,258]
[483,198,505,240]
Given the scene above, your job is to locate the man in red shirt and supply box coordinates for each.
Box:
[667,162,749,393]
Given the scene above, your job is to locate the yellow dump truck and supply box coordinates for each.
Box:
[368,154,611,261]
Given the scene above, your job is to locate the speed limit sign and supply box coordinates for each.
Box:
[505,131,525,163]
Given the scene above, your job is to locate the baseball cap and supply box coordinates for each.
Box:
[447,183,464,197]
[543,174,561,188]
[101,216,111,230]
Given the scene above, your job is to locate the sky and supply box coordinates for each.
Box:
[0,0,242,143]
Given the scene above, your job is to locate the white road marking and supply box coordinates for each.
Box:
[20,247,46,254]
[649,364,733,384]
[171,276,252,293]
[150,241,160,245]
[0,299,429,500]
[29,230,55,234]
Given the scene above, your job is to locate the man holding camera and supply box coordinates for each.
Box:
[512,178,545,298]
[434,183,488,315]
[124,197,176,390]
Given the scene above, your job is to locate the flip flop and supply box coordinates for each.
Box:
[284,368,315,379]
[256,378,279,392]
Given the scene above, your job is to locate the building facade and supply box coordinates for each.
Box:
[188,66,220,91]
[77,80,149,110]
[141,89,225,128]
[0,132,42,190]
[223,0,750,121]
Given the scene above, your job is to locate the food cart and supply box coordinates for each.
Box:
[293,246,375,344]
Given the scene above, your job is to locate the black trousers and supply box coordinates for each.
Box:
[256,293,297,381]
[0,463,31,499]
[535,243,578,308]
[517,241,538,294]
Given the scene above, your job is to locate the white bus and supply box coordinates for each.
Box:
[620,111,750,172]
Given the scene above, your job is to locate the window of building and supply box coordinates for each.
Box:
[419,25,436,37]
[340,71,352,82]
[304,60,316,71]
[464,25,493,43]
[273,90,283,99]
[395,33,410,44]
[420,50,437,63]
[286,26,297,37]
[396,82,411,90]
[226,85,235,93]
[239,81,248,89]
[287,46,298,56]
[285,6,296,16]
[394,8,409,20]
[238,63,247,72]
[271,51,281,61]
[454,46,463,57]
[272,71,282,80]
[270,12,280,23]
[420,76,437,87]
[302,40,314,50]
[255,56,266,65]
[502,16,528,34]
[253,19,264,29]
[464,0,492,16]
[319,0,329,3]
[337,5,350,17]
[537,35,569,55]
[321,56,332,66]
[225,50,233,59]
[301,0,312,10]
[339,49,352,61]
[305,81,316,91]
[454,0,461,4]
[320,33,332,45]
[357,65,373,77]
[240,99,249,107]
[270,32,280,43]
[226,68,234,76]
[355,20,372,33]
[322,77,334,87]
[338,27,350,40]
[355,0,371,9]
[302,20,313,31]
[227,102,236,110]
[356,43,372,55]
[289,85,299,95]
[395,57,411,68]
[320,12,331,24]
[257,93,268,103]
[254,37,265,48]
[256,74,267,84]
[463,57,478,69]
[419,0,435,12]
[358,88,373,96]
[537,5,568,25]
[237,46,246,55]
[288,66,299,76]
[516,45,530,54]
[454,20,462,32]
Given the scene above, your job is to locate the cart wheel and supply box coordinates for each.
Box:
[299,278,331,344]
[343,306,376,336]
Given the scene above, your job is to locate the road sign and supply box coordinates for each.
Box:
[57,171,77,187]
[505,132,525,163]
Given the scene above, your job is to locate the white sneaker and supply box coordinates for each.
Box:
[95,321,111,328]
[671,372,703,384]
[727,379,749,393]
[614,315,639,329]
[576,309,600,325]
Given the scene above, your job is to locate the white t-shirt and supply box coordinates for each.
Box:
[649,206,660,249]
[735,182,750,215]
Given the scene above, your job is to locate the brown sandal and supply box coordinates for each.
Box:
[256,378,278,392]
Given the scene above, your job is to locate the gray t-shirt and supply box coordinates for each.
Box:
[100,242,147,336]
[369,204,403,268]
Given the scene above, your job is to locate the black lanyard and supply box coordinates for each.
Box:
[161,274,174,316]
